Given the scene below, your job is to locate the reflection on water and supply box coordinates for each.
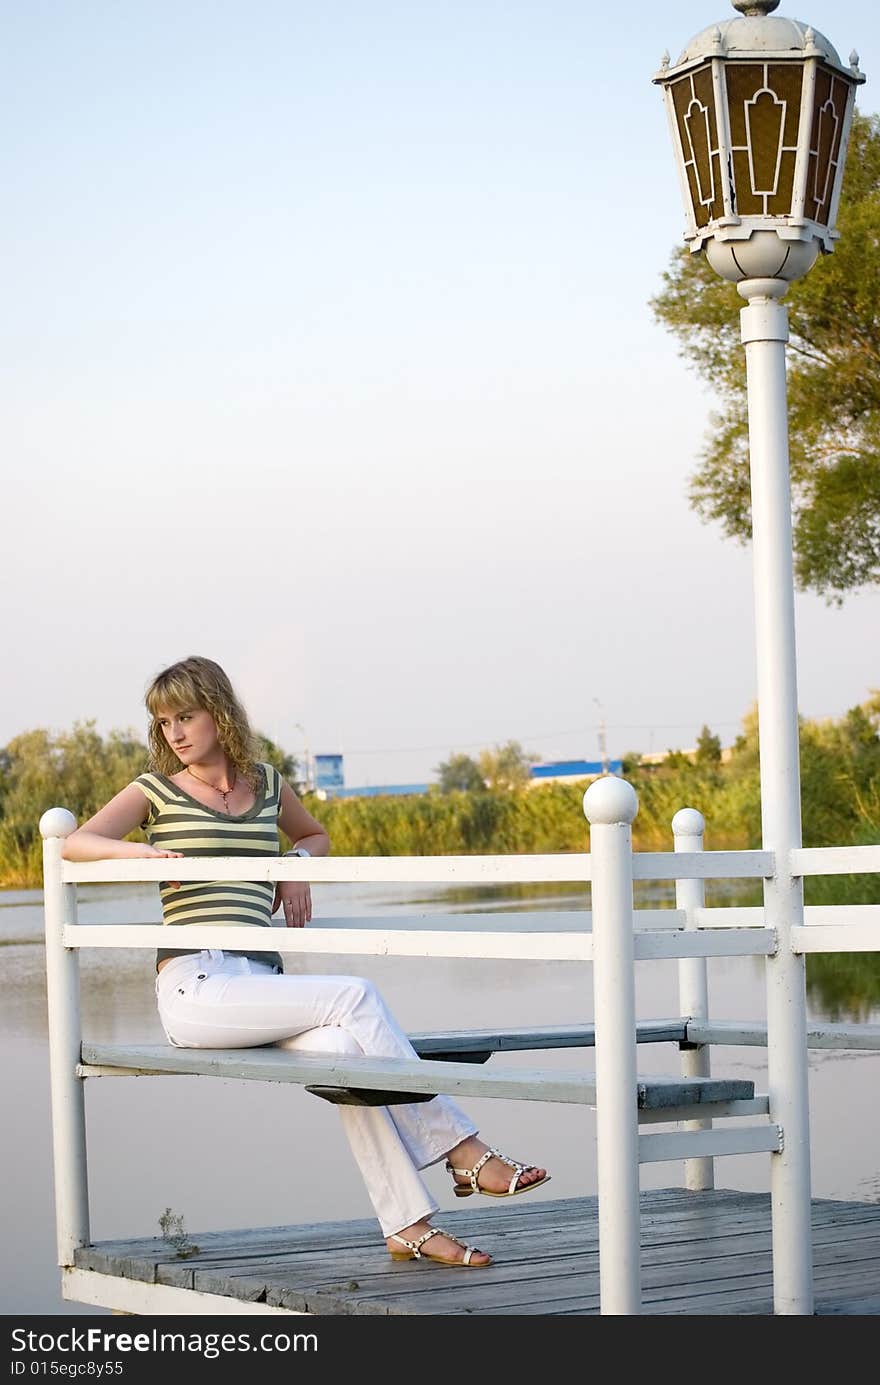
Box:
[805,953,880,1022]
[2,880,879,1315]
[700,879,880,1017]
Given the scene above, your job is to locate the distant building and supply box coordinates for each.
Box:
[527,759,623,786]
[315,782,430,801]
[313,754,345,792]
[637,747,733,767]
[313,757,627,801]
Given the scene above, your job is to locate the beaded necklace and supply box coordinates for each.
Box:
[186,765,238,813]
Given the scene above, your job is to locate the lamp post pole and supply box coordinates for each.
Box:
[738,274,812,1313]
[653,0,864,1315]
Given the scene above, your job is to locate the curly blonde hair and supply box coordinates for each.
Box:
[145,656,262,789]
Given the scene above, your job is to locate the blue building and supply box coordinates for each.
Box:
[313,760,623,800]
[315,782,430,801]
[528,759,623,785]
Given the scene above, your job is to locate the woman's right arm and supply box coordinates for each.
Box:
[61,784,183,863]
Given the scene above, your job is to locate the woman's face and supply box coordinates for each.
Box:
[155,706,222,766]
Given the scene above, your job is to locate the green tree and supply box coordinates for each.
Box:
[477,740,539,791]
[0,723,148,829]
[434,752,486,793]
[659,748,693,771]
[650,111,880,602]
[695,725,723,766]
[254,733,300,786]
[727,703,761,772]
[620,750,644,776]
[0,722,150,885]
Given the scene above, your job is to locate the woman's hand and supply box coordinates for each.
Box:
[140,843,184,889]
[273,881,312,928]
[138,845,184,860]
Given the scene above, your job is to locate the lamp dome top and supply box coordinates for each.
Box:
[674,10,843,72]
[731,0,779,14]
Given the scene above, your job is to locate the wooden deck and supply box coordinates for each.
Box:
[71,1189,880,1315]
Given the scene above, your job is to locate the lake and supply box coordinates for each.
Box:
[2,879,879,1314]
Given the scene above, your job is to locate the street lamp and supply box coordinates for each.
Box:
[655,0,863,279]
[653,1,864,1316]
[294,723,313,792]
[593,698,611,775]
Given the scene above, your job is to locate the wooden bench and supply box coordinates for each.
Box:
[79,1019,757,1117]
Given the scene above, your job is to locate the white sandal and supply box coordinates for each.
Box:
[445,1146,551,1198]
[388,1226,488,1267]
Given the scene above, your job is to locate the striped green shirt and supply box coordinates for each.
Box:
[133,763,284,971]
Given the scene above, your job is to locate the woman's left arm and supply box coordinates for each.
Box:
[274,778,330,927]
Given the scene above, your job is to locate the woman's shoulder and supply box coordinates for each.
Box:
[130,775,178,808]
[131,769,168,793]
[256,761,283,796]
[128,771,174,822]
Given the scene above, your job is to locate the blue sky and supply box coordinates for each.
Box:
[2,0,878,788]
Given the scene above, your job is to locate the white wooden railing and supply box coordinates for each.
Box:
[39,774,880,1316]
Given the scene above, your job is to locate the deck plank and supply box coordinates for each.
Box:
[73,1191,880,1316]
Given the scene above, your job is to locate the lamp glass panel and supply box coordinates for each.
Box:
[805,66,849,226]
[731,148,762,214]
[671,65,723,227]
[768,151,799,215]
[726,63,765,145]
[726,62,803,216]
[768,65,803,146]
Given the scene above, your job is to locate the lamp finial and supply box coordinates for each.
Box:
[731,0,780,15]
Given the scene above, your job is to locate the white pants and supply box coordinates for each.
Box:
[155,951,478,1237]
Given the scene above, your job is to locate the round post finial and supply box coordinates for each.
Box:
[731,1,780,14]
[40,807,77,839]
[583,775,638,826]
[672,808,706,837]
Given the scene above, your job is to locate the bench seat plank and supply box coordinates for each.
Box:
[80,1040,754,1109]
[409,1020,688,1059]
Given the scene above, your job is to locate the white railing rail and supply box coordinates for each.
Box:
[39,780,880,1316]
[59,847,776,884]
[60,924,779,962]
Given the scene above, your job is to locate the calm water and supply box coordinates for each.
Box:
[2,880,879,1314]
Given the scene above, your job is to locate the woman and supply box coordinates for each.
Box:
[63,655,549,1268]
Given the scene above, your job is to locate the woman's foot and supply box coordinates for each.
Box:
[445,1136,548,1196]
[385,1219,492,1266]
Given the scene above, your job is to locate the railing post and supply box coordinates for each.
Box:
[584,774,641,1315]
[672,808,714,1191]
[40,807,90,1264]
